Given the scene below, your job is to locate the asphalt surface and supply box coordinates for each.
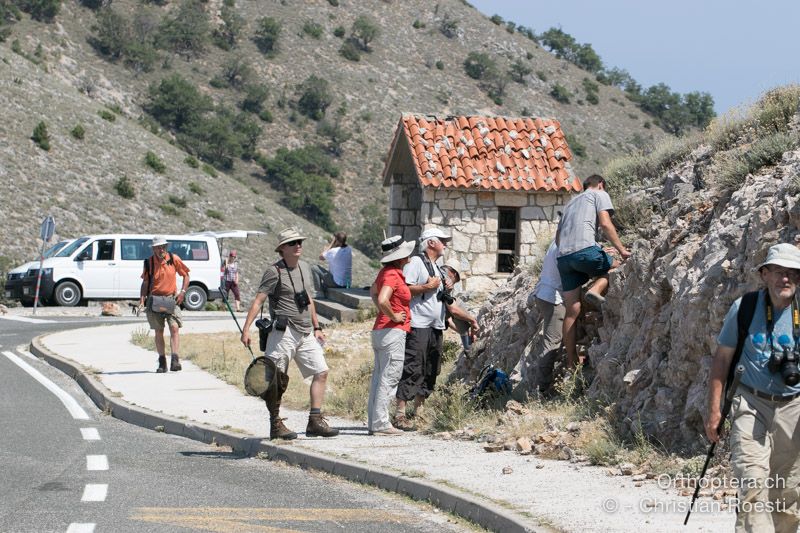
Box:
[0,315,469,533]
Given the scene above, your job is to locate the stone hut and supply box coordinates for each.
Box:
[382,115,582,292]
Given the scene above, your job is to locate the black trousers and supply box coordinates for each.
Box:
[396,327,443,401]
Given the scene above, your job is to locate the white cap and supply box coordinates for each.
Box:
[151,236,168,247]
[419,228,451,243]
[757,243,800,271]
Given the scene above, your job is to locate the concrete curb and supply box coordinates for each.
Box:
[30,335,542,533]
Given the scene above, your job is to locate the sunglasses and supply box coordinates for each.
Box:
[285,240,303,247]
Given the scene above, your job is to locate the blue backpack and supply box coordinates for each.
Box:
[471,364,511,398]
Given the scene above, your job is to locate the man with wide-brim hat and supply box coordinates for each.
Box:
[366,236,416,435]
[241,228,338,440]
[139,236,191,373]
[706,242,800,531]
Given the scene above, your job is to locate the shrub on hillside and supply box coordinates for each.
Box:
[218,55,252,89]
[146,74,212,130]
[716,132,796,191]
[168,195,187,207]
[253,16,280,56]
[294,75,332,120]
[90,7,159,72]
[17,0,61,22]
[332,25,345,38]
[187,181,204,194]
[509,59,531,84]
[212,4,243,50]
[31,121,50,151]
[258,146,339,229]
[239,83,269,114]
[439,13,458,38]
[302,20,323,39]
[158,0,209,57]
[70,124,86,140]
[350,14,378,51]
[338,39,360,62]
[114,176,135,198]
[80,0,110,11]
[98,109,116,121]
[202,163,217,177]
[550,83,571,104]
[565,133,586,158]
[160,204,179,216]
[604,135,698,197]
[184,156,199,168]
[463,51,494,80]
[145,151,166,173]
[206,209,224,220]
[316,120,351,156]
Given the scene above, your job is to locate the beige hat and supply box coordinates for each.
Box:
[380,236,415,264]
[757,243,800,271]
[151,236,168,247]
[442,257,462,282]
[274,228,305,252]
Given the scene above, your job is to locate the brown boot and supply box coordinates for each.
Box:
[156,355,167,373]
[170,354,182,372]
[264,372,296,440]
[393,414,416,431]
[306,413,339,438]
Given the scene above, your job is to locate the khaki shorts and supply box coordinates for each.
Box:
[146,301,182,330]
[265,325,328,378]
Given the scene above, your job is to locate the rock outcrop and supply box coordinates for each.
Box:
[456,123,800,450]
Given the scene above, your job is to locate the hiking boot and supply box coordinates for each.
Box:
[393,414,416,431]
[156,355,167,373]
[270,417,297,440]
[306,413,339,438]
[170,354,182,372]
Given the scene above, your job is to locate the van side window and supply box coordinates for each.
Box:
[168,240,209,261]
[121,239,152,260]
[96,239,115,261]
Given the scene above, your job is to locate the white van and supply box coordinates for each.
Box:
[4,239,74,305]
[18,234,223,311]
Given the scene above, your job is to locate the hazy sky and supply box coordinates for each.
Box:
[469,0,800,115]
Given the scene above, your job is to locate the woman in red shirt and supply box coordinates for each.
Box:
[367,236,415,435]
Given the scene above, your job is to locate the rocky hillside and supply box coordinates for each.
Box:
[0,0,665,273]
[456,86,800,451]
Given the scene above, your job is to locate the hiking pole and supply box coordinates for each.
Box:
[684,364,744,525]
[219,281,255,359]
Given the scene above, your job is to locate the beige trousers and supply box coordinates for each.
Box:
[730,389,800,532]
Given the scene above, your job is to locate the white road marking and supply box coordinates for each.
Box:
[66,524,95,533]
[80,428,101,441]
[0,315,55,324]
[1,351,90,420]
[86,455,109,471]
[81,484,108,502]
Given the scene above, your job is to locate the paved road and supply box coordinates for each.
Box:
[0,315,468,533]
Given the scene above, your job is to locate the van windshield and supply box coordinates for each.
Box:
[55,237,89,257]
[44,240,71,258]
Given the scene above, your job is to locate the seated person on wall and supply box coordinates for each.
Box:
[311,232,352,298]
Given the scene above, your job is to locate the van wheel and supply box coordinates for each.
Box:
[183,286,206,311]
[54,281,81,307]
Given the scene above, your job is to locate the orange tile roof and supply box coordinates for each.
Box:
[384,115,582,192]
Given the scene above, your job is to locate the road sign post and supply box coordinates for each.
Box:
[33,216,55,315]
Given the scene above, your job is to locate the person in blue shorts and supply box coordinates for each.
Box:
[556,174,630,368]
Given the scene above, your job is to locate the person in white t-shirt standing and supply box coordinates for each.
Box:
[312,232,352,298]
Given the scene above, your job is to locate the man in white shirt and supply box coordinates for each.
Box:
[312,232,352,297]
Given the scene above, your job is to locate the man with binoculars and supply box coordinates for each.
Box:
[706,243,800,531]
[240,228,338,440]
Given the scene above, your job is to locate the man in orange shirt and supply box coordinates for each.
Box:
[139,236,191,373]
